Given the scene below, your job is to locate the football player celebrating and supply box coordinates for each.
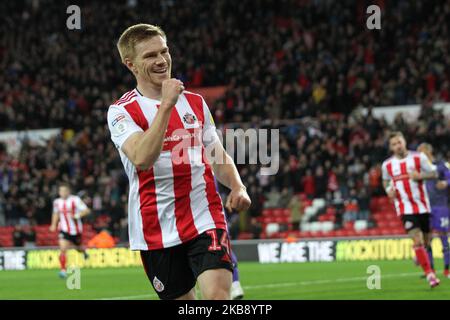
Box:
[107,24,251,300]
[381,132,439,287]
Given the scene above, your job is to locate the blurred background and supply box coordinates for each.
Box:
[0,0,449,248]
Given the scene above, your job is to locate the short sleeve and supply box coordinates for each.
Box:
[75,196,88,212]
[107,105,144,150]
[201,98,220,147]
[419,152,437,173]
[381,162,390,180]
[53,200,59,214]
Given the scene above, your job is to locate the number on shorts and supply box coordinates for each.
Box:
[206,230,231,253]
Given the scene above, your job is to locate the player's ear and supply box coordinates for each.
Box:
[124,58,138,75]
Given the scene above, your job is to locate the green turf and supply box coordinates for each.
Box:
[0,259,449,300]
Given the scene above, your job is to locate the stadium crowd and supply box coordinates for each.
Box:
[0,0,449,243]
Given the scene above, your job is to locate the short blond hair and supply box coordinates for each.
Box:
[117,23,166,63]
[388,131,404,141]
[418,142,433,153]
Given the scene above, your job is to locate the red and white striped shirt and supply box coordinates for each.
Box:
[107,89,226,250]
[382,151,436,216]
[53,195,88,235]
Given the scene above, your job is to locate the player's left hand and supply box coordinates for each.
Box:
[409,171,422,181]
[436,180,448,190]
[225,186,251,213]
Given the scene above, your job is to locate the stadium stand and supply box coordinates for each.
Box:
[0,0,449,246]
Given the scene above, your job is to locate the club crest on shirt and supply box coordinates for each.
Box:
[182,112,197,125]
[153,276,164,292]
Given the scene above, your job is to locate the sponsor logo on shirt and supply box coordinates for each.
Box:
[111,114,127,136]
[392,174,410,182]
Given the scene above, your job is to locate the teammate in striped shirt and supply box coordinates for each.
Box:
[108,24,251,300]
[381,132,440,287]
[49,183,91,278]
[417,143,450,278]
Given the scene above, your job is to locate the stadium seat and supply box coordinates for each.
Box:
[320,221,334,232]
[304,206,317,218]
[273,209,284,216]
[312,198,326,210]
[300,231,312,238]
[303,199,313,207]
[343,221,354,230]
[355,229,370,236]
[326,230,337,237]
[262,209,272,217]
[354,220,368,231]
[265,223,280,237]
[309,222,321,233]
[377,221,389,228]
[334,230,346,237]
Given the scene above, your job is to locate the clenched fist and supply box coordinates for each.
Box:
[409,170,422,181]
[225,186,251,213]
[436,180,448,190]
[386,187,396,200]
[161,78,184,109]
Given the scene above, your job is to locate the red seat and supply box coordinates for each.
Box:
[273,209,284,216]
[344,221,354,230]
[380,228,392,235]
[269,232,281,239]
[300,231,312,238]
[392,227,405,235]
[334,230,346,237]
[356,229,370,236]
[262,217,272,224]
[262,209,273,217]
[346,230,357,237]
[387,220,401,228]
[377,220,389,228]
[325,230,336,237]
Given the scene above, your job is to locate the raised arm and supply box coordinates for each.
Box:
[108,79,184,170]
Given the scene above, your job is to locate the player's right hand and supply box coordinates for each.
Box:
[160,78,184,109]
[49,225,56,232]
[387,188,396,199]
[436,180,448,190]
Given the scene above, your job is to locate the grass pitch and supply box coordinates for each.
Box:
[1,259,449,300]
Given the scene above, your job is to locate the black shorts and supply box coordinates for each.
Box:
[140,228,233,300]
[59,231,82,246]
[401,213,431,233]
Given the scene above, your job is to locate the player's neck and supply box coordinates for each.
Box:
[136,81,162,101]
[394,150,409,159]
